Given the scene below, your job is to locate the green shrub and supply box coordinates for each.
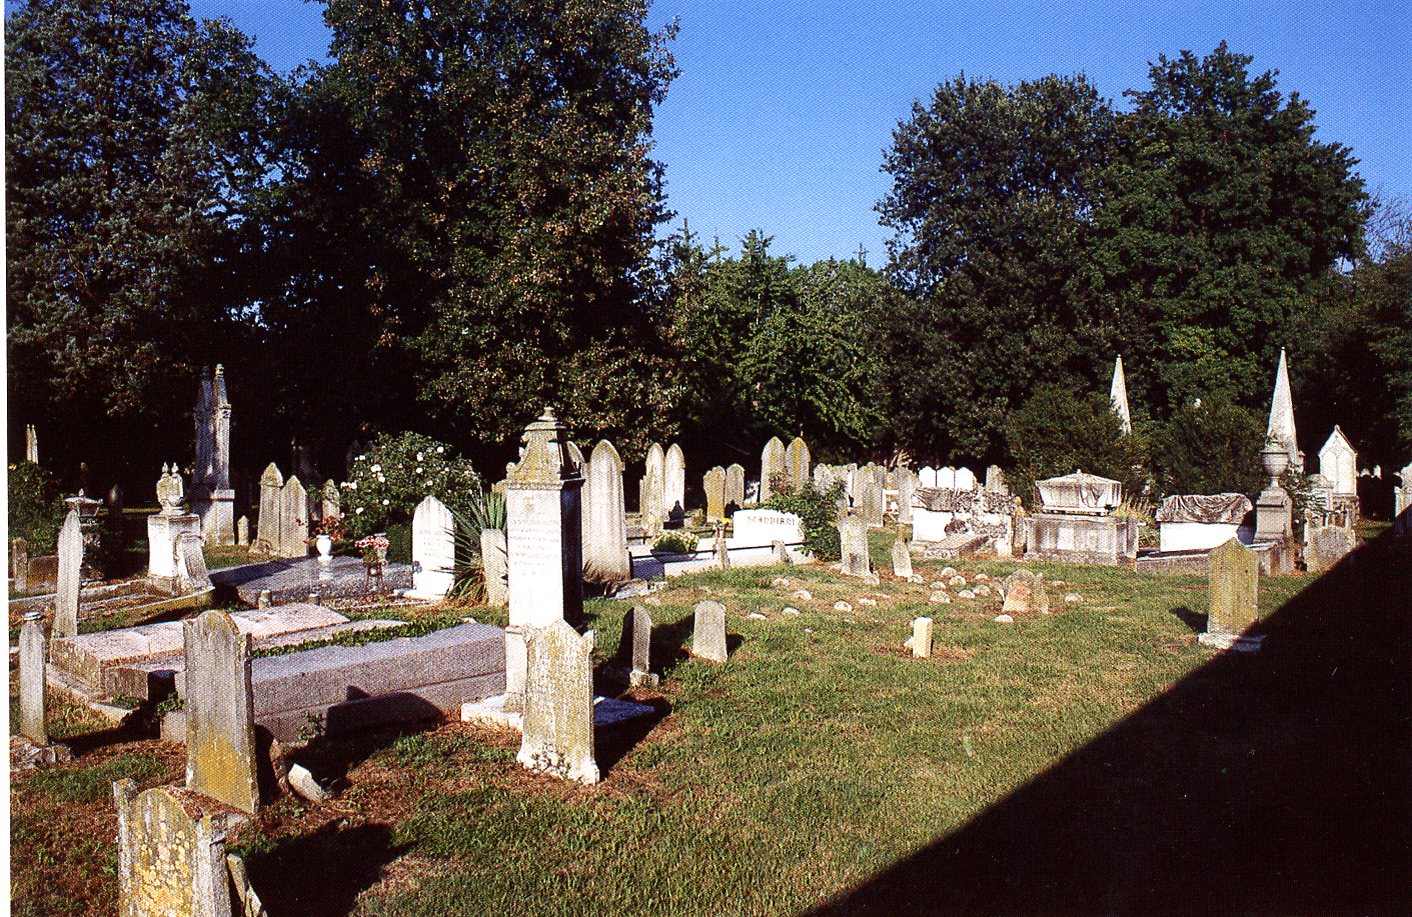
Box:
[1005,386,1149,508]
[1149,396,1265,496]
[651,531,699,554]
[344,432,482,538]
[448,489,507,601]
[763,479,844,562]
[7,461,67,554]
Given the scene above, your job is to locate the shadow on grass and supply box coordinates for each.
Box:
[811,529,1412,916]
[244,821,410,917]
[1169,605,1206,633]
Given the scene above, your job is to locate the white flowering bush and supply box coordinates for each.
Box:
[343,432,482,538]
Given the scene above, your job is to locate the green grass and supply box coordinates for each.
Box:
[25,753,165,804]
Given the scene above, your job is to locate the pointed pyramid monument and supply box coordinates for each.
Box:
[1266,348,1303,473]
[1109,355,1132,435]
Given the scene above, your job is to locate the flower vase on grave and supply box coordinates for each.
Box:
[315,534,333,560]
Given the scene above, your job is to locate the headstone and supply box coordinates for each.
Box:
[54,509,83,638]
[692,600,728,662]
[890,537,913,580]
[190,366,235,546]
[1202,539,1260,649]
[25,423,39,463]
[854,467,884,525]
[1266,348,1304,473]
[279,476,309,558]
[625,604,656,687]
[1305,524,1356,574]
[785,436,812,491]
[236,517,249,547]
[411,495,456,599]
[516,619,599,784]
[895,467,917,526]
[19,611,48,746]
[504,409,584,710]
[704,466,727,521]
[760,437,786,502]
[919,466,938,489]
[1001,569,1049,615]
[114,781,234,917]
[1318,426,1358,496]
[641,442,665,534]
[184,611,259,814]
[985,465,1009,495]
[583,441,631,584]
[714,526,731,569]
[320,479,341,520]
[254,463,283,552]
[176,533,213,594]
[954,467,977,492]
[481,528,509,606]
[840,514,871,577]
[12,537,30,593]
[906,617,933,659]
[664,443,686,520]
[725,464,746,513]
[1110,355,1132,435]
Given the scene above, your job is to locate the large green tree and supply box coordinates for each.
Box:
[279,0,680,463]
[875,73,1119,464]
[6,0,280,475]
[1094,43,1366,412]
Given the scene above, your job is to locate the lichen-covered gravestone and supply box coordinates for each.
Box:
[54,508,83,638]
[785,436,812,491]
[1201,538,1261,650]
[517,619,599,784]
[114,780,234,917]
[1001,569,1049,615]
[254,463,283,552]
[1305,524,1356,575]
[760,437,786,502]
[704,466,727,521]
[840,515,872,578]
[184,611,259,815]
[692,600,728,662]
[891,536,913,580]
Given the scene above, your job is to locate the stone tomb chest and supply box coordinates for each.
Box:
[1025,471,1137,566]
[1155,493,1253,553]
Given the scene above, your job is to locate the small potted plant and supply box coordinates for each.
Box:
[650,530,699,559]
[309,514,346,560]
[356,533,391,576]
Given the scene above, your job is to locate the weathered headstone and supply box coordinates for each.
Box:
[692,600,728,662]
[641,442,666,534]
[1305,524,1356,575]
[895,467,917,526]
[254,463,284,552]
[905,616,933,659]
[664,443,686,520]
[411,495,456,599]
[1001,569,1049,615]
[54,509,83,638]
[320,479,341,521]
[176,533,213,594]
[19,610,48,746]
[190,366,236,546]
[279,476,309,558]
[985,465,1009,495]
[704,466,727,521]
[785,436,812,491]
[517,619,599,784]
[236,517,249,547]
[625,604,657,687]
[725,463,746,513]
[504,409,584,711]
[714,526,731,570]
[840,514,872,578]
[1202,539,1260,650]
[114,780,234,917]
[760,437,786,502]
[854,466,884,525]
[891,536,913,580]
[583,441,631,584]
[184,611,259,815]
[481,528,509,606]
[12,537,29,593]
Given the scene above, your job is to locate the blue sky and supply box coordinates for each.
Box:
[191,0,1410,265]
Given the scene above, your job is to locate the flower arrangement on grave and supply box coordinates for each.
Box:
[343,432,481,539]
[356,534,390,569]
[651,531,699,555]
[309,514,346,540]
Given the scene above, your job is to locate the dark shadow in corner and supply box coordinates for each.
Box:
[243,821,409,917]
[810,529,1412,916]
[1169,605,1206,633]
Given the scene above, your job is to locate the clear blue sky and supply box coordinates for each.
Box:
[191,0,1410,265]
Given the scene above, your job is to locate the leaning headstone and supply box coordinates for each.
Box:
[410,495,456,599]
[714,526,731,570]
[481,528,509,606]
[114,780,234,917]
[725,464,746,512]
[19,610,48,746]
[692,600,728,662]
[254,463,284,552]
[760,437,786,502]
[504,408,584,711]
[54,509,83,638]
[278,476,309,558]
[891,536,913,580]
[840,514,872,578]
[517,619,599,784]
[704,466,727,521]
[905,616,933,659]
[625,605,657,687]
[12,537,29,593]
[1001,569,1049,615]
[1305,524,1356,575]
[1201,539,1261,650]
[176,533,213,594]
[583,440,631,584]
[184,611,259,814]
[785,436,812,491]
[664,443,686,520]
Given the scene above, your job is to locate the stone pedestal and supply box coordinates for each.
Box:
[192,489,236,546]
[150,513,202,594]
[1255,485,1293,543]
[1024,513,1138,566]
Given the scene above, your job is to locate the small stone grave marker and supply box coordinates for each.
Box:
[1001,570,1048,615]
[840,515,871,577]
[891,536,913,579]
[1201,539,1261,650]
[114,780,234,917]
[905,616,933,658]
[19,611,48,746]
[693,600,728,662]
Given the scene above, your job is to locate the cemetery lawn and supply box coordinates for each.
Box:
[11,548,1402,916]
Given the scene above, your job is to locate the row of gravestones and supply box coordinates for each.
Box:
[253,463,341,558]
